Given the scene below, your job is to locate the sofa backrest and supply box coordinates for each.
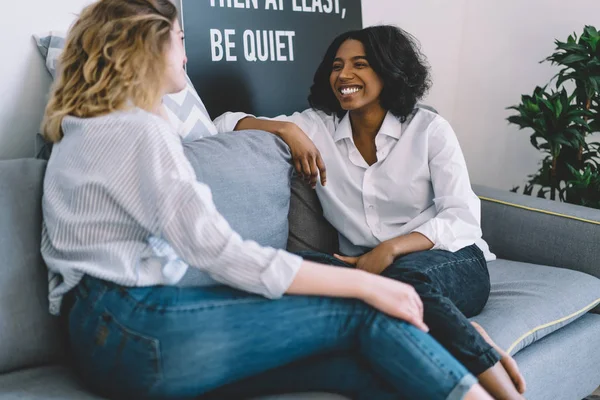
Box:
[0,154,338,375]
[287,177,339,255]
[0,158,65,374]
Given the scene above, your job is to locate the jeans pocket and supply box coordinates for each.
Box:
[73,307,162,398]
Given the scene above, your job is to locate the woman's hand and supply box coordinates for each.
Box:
[334,234,434,274]
[334,241,396,275]
[233,117,326,189]
[360,273,428,332]
[279,122,326,189]
[286,261,427,331]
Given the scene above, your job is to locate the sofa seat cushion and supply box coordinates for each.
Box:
[471,259,600,355]
[0,365,104,399]
[512,313,600,400]
[0,365,348,400]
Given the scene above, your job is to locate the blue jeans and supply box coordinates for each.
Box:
[64,275,477,399]
[299,244,501,376]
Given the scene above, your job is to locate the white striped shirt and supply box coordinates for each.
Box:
[42,108,302,315]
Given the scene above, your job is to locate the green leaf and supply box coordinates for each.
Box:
[566,127,584,138]
[589,58,600,68]
[539,143,551,150]
[555,137,572,146]
[555,98,563,117]
[560,54,589,64]
[537,187,547,198]
[590,77,599,93]
[556,41,587,53]
[572,117,592,129]
[539,97,555,113]
[584,25,599,39]
[566,109,593,118]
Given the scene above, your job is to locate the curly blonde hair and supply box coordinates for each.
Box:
[42,0,178,142]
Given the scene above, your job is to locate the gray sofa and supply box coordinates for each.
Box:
[1,157,599,400]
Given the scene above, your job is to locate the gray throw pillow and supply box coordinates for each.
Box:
[287,177,339,255]
[183,130,293,249]
[0,159,65,374]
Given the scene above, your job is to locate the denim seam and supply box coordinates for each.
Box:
[121,291,269,313]
[77,284,108,313]
[418,256,482,274]
[373,317,462,383]
[99,307,164,389]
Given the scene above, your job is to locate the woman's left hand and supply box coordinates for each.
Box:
[334,241,396,275]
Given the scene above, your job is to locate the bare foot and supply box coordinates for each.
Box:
[471,321,527,394]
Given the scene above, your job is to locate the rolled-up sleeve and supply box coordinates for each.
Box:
[213,112,254,133]
[138,123,302,299]
[412,120,483,252]
[214,110,320,140]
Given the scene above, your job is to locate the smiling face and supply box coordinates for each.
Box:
[329,39,384,114]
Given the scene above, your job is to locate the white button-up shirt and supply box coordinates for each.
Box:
[215,108,494,261]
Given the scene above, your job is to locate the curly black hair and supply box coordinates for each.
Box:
[308,25,431,122]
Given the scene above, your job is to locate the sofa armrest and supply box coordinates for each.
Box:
[473,184,600,283]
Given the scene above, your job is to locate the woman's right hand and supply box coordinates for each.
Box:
[287,261,427,331]
[279,122,327,189]
[360,273,429,332]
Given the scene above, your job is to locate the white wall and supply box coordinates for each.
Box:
[0,0,93,160]
[363,0,600,190]
[362,0,467,123]
[2,1,599,191]
[452,0,599,189]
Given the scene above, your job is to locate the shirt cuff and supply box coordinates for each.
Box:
[213,112,254,133]
[260,250,303,299]
[412,221,441,250]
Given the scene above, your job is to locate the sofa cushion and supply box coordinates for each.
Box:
[0,365,347,400]
[33,31,217,141]
[0,159,65,374]
[183,130,293,249]
[471,259,600,355]
[0,365,105,399]
[286,177,339,255]
[512,313,600,400]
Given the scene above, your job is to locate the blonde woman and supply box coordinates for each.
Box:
[41,1,492,399]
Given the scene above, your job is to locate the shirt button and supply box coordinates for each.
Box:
[368,205,375,210]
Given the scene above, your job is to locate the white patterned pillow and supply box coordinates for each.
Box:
[33,31,217,141]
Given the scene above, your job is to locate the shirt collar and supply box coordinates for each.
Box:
[333,111,402,142]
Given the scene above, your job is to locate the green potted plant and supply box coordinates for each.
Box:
[507,25,600,207]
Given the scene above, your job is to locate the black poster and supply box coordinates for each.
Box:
[181,0,362,119]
